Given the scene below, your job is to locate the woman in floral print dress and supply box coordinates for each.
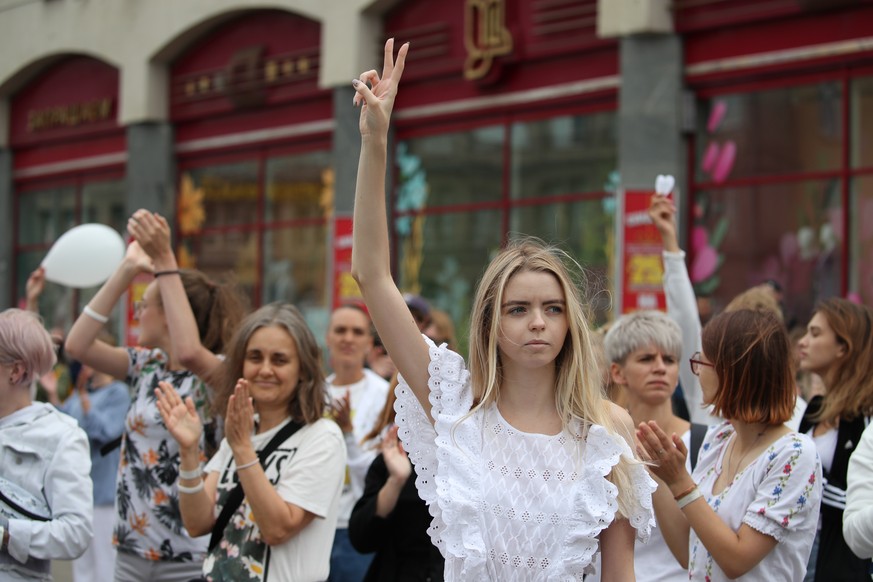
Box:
[638,309,823,581]
[66,210,246,582]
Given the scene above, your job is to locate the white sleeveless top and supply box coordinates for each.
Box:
[394,337,656,581]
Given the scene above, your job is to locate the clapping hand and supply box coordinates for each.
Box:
[331,391,353,434]
[155,381,202,450]
[381,425,411,483]
[225,379,255,454]
[636,420,689,487]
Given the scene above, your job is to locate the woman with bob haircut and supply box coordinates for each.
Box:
[156,303,346,582]
[797,298,873,581]
[0,309,93,580]
[349,39,656,581]
[638,309,822,581]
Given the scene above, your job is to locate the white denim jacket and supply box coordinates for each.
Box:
[0,403,93,580]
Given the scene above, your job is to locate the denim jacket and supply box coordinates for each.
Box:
[0,403,93,580]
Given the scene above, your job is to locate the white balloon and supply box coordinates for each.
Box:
[655,174,676,196]
[41,224,126,288]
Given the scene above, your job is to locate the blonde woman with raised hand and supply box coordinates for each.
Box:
[349,38,656,581]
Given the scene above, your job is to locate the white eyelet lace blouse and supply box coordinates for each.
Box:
[394,337,657,581]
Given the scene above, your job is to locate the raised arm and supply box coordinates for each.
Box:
[65,242,152,379]
[648,195,713,425]
[128,210,222,379]
[155,381,217,536]
[25,267,46,313]
[350,39,432,419]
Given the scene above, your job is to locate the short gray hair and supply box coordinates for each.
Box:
[604,310,682,365]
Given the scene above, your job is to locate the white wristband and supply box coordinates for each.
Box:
[677,487,703,509]
[83,305,109,324]
[236,458,260,472]
[178,465,203,481]
[177,481,204,495]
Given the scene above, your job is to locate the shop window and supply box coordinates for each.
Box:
[511,112,616,200]
[396,126,504,209]
[179,150,331,332]
[15,178,125,331]
[395,110,617,354]
[397,209,503,356]
[696,83,842,184]
[851,76,873,169]
[188,161,259,228]
[511,199,614,316]
[693,181,842,328]
[17,186,77,246]
[851,176,873,307]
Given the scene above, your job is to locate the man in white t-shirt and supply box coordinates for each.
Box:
[325,305,390,582]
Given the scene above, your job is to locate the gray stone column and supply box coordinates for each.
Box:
[125,122,175,224]
[0,148,12,309]
[332,85,361,216]
[618,33,688,241]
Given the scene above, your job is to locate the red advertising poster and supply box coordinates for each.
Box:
[332,215,362,309]
[619,190,667,314]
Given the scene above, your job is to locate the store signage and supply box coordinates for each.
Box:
[617,189,667,314]
[27,98,113,132]
[179,45,315,110]
[464,0,513,81]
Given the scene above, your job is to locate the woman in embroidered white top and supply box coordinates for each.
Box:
[638,309,823,581]
[349,39,656,582]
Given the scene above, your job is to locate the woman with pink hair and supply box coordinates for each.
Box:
[0,309,93,580]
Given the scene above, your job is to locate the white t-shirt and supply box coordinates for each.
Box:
[688,422,822,581]
[203,418,346,582]
[327,368,390,527]
[588,430,693,582]
[394,337,657,581]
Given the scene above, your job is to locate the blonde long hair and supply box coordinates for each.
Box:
[467,238,639,517]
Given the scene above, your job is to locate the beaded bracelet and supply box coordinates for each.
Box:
[83,305,109,324]
[177,480,204,495]
[178,465,203,481]
[153,270,181,278]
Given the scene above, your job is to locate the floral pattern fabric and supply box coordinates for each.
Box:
[112,347,214,562]
[688,422,823,581]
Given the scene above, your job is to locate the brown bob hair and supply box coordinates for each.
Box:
[701,309,795,425]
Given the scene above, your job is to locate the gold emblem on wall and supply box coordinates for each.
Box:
[464,0,513,81]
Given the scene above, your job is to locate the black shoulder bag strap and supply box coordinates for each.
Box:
[689,423,708,472]
[208,419,304,552]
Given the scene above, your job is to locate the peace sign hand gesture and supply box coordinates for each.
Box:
[353,38,410,139]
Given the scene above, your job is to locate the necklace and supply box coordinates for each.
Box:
[725,425,769,482]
